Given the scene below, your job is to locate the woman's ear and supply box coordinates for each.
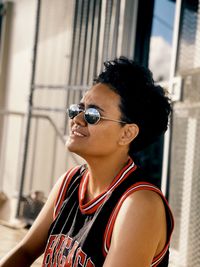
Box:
[119,124,139,146]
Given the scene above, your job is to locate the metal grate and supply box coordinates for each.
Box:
[169,70,200,267]
[176,0,200,74]
[170,2,200,262]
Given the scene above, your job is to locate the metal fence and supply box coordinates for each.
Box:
[169,1,200,265]
[169,70,200,267]
[176,0,200,73]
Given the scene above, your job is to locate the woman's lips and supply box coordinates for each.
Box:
[71,130,86,137]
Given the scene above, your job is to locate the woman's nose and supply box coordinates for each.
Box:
[73,111,87,126]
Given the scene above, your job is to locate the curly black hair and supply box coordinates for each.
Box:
[94,56,171,155]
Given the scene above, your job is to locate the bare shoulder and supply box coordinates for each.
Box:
[124,189,166,215]
[113,189,166,240]
[103,189,167,267]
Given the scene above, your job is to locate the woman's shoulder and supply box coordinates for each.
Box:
[103,186,168,267]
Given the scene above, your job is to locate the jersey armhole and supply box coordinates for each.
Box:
[103,182,174,265]
[53,165,81,220]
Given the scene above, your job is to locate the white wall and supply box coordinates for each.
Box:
[1,0,37,198]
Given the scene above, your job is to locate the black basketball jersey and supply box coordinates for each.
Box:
[42,158,174,267]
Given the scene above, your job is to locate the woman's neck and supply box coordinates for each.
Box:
[85,154,130,200]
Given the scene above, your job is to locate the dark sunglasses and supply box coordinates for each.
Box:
[67,104,127,125]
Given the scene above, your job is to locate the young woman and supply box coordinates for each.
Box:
[0,57,174,267]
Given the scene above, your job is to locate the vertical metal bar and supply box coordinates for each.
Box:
[169,0,183,80]
[29,118,39,192]
[78,0,90,85]
[96,0,107,75]
[87,0,96,83]
[72,0,84,85]
[71,0,85,108]
[161,0,183,196]
[64,0,80,135]
[113,0,121,57]
[67,0,79,86]
[50,131,57,191]
[108,2,115,58]
[87,0,101,83]
[0,115,8,190]
[102,0,113,61]
[108,0,119,58]
[92,0,102,79]
[83,0,95,85]
[16,0,41,217]
[118,0,139,58]
[116,0,126,57]
[16,115,25,192]
[74,0,84,107]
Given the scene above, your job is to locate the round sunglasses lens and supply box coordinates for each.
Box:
[85,108,100,124]
[68,105,79,119]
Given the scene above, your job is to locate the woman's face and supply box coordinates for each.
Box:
[66,83,126,159]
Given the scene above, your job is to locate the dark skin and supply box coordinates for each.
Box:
[0,83,167,267]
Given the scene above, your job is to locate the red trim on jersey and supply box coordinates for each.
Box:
[103,182,174,266]
[78,158,137,215]
[53,166,81,219]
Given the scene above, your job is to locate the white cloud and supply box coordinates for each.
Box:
[149,36,172,81]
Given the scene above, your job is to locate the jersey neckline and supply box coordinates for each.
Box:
[78,158,137,214]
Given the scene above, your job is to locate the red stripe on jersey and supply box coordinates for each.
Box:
[79,158,137,214]
[53,166,81,219]
[103,182,174,265]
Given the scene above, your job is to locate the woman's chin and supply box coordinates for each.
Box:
[65,141,75,152]
[65,140,81,155]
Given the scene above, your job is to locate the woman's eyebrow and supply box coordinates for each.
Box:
[79,102,105,112]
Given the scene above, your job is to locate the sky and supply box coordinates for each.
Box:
[148,0,176,81]
[151,0,176,44]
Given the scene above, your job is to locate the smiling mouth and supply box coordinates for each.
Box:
[71,130,86,137]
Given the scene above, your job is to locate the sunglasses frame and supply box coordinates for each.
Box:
[67,104,127,125]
